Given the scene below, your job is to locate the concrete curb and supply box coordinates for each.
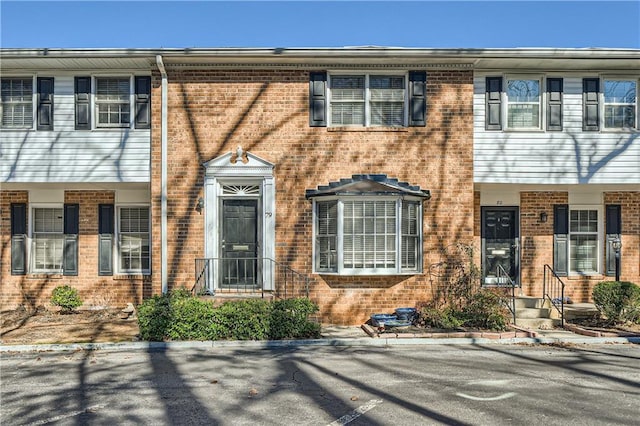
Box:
[1,335,639,354]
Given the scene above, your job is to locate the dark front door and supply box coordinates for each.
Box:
[221,199,258,288]
[481,207,519,286]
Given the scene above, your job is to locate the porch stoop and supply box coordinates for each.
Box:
[513,296,561,329]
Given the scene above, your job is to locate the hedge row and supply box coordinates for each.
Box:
[137,290,321,341]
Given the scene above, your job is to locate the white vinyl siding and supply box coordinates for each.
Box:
[0,75,150,183]
[96,77,131,128]
[118,206,150,274]
[31,207,64,272]
[313,198,421,275]
[474,74,640,184]
[569,208,600,275]
[1,77,33,129]
[506,78,541,129]
[329,74,406,127]
[603,79,636,129]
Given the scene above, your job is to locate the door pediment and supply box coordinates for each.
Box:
[203,147,274,178]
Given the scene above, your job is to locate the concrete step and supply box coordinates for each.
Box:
[514,318,561,330]
[514,296,546,309]
[516,307,551,319]
[563,303,600,321]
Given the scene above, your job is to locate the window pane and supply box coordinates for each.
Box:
[343,200,396,269]
[316,201,337,271]
[604,80,636,103]
[330,76,365,100]
[605,105,635,128]
[570,235,598,273]
[507,80,540,102]
[371,102,404,126]
[331,103,365,125]
[119,207,150,272]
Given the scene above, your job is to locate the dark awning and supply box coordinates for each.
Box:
[305,174,431,199]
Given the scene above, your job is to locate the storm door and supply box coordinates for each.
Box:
[481,207,520,286]
[221,199,259,289]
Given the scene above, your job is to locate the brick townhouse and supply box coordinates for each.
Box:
[1,48,638,324]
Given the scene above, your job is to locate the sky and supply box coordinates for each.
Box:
[1,0,639,49]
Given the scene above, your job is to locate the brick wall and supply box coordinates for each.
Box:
[151,68,475,324]
[0,190,148,311]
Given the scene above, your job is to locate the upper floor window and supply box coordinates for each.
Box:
[309,71,426,128]
[1,78,33,129]
[506,78,541,129]
[603,79,636,129]
[75,75,151,130]
[96,78,131,128]
[330,74,406,127]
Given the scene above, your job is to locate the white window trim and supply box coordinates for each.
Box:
[28,203,64,274]
[601,77,638,131]
[504,75,543,131]
[0,75,36,130]
[327,71,409,128]
[312,195,423,276]
[568,205,603,276]
[116,204,151,275]
[92,75,135,130]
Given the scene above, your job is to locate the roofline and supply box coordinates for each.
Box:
[2,47,640,60]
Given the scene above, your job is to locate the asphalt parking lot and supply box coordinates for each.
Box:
[2,343,639,425]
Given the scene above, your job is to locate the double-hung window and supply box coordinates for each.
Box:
[603,79,636,129]
[96,77,131,128]
[1,77,33,129]
[506,77,541,129]
[31,207,64,272]
[314,197,422,274]
[569,207,600,275]
[118,206,150,273]
[329,74,406,127]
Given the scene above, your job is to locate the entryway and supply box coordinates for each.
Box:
[481,207,520,286]
[221,199,259,289]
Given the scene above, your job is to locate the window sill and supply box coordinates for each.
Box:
[327,126,409,132]
[314,271,421,276]
[567,274,604,280]
[113,274,150,280]
[27,273,63,280]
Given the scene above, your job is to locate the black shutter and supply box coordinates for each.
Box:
[11,203,27,275]
[135,76,151,129]
[605,204,621,277]
[583,78,600,131]
[63,204,79,276]
[485,77,502,130]
[553,204,569,276]
[75,77,91,130]
[98,204,114,276]
[546,78,563,131]
[37,77,54,131]
[309,72,327,127]
[408,71,426,127]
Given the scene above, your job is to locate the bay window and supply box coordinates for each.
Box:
[313,197,422,274]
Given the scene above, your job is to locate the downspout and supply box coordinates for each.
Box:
[156,55,168,294]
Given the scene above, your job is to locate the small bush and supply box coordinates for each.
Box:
[461,291,509,331]
[137,293,320,341]
[50,285,83,313]
[592,281,640,324]
[417,306,464,329]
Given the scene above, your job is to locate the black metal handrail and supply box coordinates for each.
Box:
[543,264,565,327]
[496,263,517,325]
[194,257,310,299]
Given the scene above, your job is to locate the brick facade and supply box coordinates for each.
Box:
[0,190,149,310]
[150,68,475,324]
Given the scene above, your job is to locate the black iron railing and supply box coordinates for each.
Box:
[543,264,565,327]
[496,263,517,325]
[194,257,309,299]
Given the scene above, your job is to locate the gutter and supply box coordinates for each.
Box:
[156,55,168,294]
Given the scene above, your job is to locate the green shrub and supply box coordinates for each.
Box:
[269,298,320,339]
[592,281,640,324]
[461,291,509,331]
[137,294,320,341]
[417,306,464,329]
[50,285,83,313]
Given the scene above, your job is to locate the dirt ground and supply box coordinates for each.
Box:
[1,306,140,345]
